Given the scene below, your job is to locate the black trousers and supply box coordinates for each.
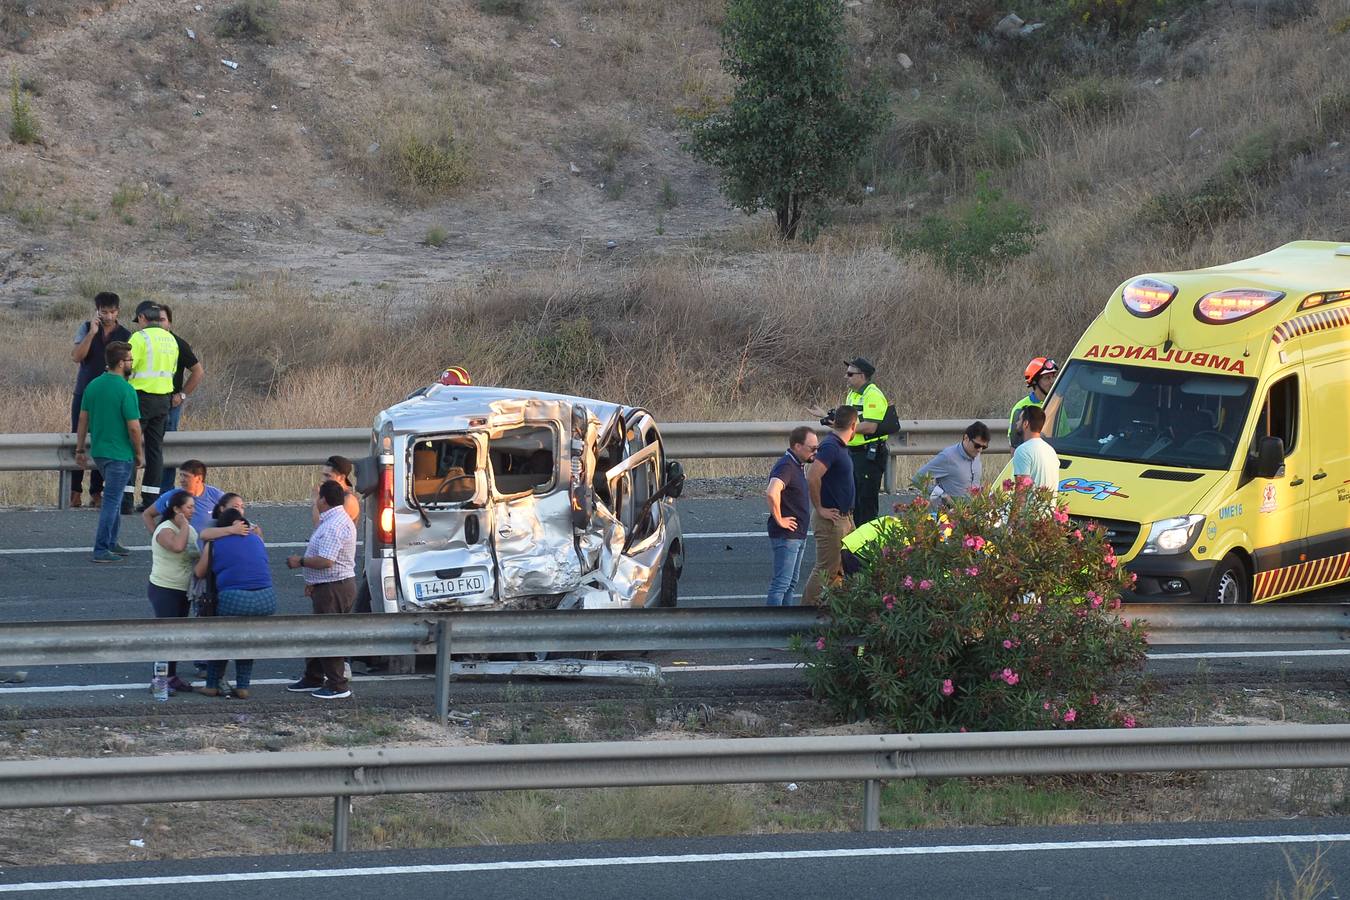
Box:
[135,391,172,506]
[850,445,886,526]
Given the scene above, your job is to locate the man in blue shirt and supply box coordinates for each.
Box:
[765,426,819,606]
[914,421,990,504]
[803,407,857,606]
[140,459,226,541]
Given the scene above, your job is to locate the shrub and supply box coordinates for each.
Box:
[215,0,280,42]
[1049,75,1131,122]
[798,479,1147,733]
[8,68,39,144]
[477,0,534,20]
[425,225,449,247]
[386,131,470,199]
[521,317,606,393]
[897,175,1040,279]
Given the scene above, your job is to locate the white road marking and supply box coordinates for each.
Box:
[1,532,762,555]
[1147,648,1350,660]
[3,833,1347,891]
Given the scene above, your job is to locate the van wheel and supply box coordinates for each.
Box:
[657,555,680,608]
[1206,553,1250,605]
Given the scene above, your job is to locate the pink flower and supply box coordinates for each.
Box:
[1090,693,1100,706]
[1071,529,1083,541]
[910,496,929,509]
[815,637,826,651]
[1002,639,1013,649]
[941,679,954,697]
[1086,522,1098,532]
[999,668,1019,686]
[882,593,896,611]
[1063,708,1077,724]
[1011,613,1021,623]
[959,726,968,733]
[963,535,977,549]
[1043,701,1052,710]
[918,579,933,591]
[1088,592,1103,609]
[1123,715,1137,729]
[1052,508,1069,524]
[1121,618,1131,628]
[1075,607,1088,618]
[1016,475,1033,488]
[902,575,915,590]
[1130,572,1138,584]
[1002,478,1015,490]
[969,484,983,495]
[966,566,980,577]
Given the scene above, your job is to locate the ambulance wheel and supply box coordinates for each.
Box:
[1205,554,1249,605]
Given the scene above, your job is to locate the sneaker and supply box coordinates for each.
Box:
[286,679,323,693]
[312,687,352,700]
[229,688,250,700]
[92,551,122,563]
[167,676,193,694]
[111,544,131,556]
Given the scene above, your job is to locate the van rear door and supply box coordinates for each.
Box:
[397,432,496,609]
[1305,359,1350,585]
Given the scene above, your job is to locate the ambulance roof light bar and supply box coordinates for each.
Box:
[1194,288,1285,324]
[1298,289,1350,311]
[1121,278,1177,318]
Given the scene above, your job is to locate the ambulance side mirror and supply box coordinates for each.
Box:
[1252,436,1285,480]
[665,461,685,499]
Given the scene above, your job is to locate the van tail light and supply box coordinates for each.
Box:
[375,463,395,549]
[1122,278,1177,318]
[1195,288,1284,323]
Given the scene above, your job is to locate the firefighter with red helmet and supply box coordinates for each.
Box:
[1008,357,1058,449]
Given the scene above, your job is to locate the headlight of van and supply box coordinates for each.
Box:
[1139,515,1206,555]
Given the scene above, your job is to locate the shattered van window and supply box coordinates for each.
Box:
[411,436,478,505]
[491,425,556,496]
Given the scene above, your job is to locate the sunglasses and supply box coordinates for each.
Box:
[845,370,863,377]
[968,439,989,450]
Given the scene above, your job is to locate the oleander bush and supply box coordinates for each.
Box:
[800,478,1148,733]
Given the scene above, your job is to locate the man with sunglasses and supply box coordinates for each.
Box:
[1009,357,1058,450]
[913,421,991,504]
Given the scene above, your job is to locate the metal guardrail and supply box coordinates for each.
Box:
[2,724,1348,850]
[2,605,1347,726]
[0,420,1000,507]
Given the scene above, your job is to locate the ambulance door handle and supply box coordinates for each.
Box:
[1312,471,1327,481]
[1289,477,1304,487]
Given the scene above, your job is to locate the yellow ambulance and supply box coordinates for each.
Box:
[1022,241,1350,604]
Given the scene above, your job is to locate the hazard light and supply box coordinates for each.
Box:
[375,463,395,549]
[1121,278,1177,318]
[1298,289,1350,311]
[1195,289,1284,323]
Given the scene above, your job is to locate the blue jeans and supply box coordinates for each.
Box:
[159,401,183,493]
[767,536,807,606]
[93,458,134,555]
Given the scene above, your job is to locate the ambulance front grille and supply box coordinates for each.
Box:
[1069,516,1140,557]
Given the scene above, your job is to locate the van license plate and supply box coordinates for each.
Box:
[414,574,487,600]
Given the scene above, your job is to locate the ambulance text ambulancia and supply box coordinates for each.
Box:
[1014,241,1350,604]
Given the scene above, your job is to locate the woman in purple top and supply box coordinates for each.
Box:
[193,506,276,698]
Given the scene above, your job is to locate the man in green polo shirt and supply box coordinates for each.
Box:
[74,341,143,563]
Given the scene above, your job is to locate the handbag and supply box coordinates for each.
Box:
[189,569,218,617]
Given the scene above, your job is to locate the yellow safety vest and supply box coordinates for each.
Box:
[128,327,179,395]
[845,382,888,447]
[841,515,905,555]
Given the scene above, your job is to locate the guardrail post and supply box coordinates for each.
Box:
[333,794,351,852]
[862,779,881,832]
[434,620,452,728]
[57,469,71,510]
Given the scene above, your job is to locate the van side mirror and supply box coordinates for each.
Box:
[1252,436,1285,479]
[665,460,686,499]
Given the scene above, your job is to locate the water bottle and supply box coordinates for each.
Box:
[152,662,169,702]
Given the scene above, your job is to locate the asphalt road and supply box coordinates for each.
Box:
[1,498,1347,713]
[2,819,1347,899]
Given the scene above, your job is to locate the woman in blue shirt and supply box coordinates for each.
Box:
[193,507,275,698]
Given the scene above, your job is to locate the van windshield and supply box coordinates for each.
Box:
[1043,360,1257,470]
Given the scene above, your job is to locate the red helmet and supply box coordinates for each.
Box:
[437,366,472,386]
[1023,357,1058,386]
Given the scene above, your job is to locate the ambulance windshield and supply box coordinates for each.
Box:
[1042,361,1256,470]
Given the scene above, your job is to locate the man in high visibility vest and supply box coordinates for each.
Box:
[125,302,180,513]
[813,357,890,526]
[1009,357,1058,450]
[840,515,906,576]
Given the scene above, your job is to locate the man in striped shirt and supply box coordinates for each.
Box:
[285,480,358,700]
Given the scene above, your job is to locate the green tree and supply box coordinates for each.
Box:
[684,0,885,240]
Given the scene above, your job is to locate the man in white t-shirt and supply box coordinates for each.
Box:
[1012,405,1059,495]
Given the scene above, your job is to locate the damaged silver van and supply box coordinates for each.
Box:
[356,385,686,614]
